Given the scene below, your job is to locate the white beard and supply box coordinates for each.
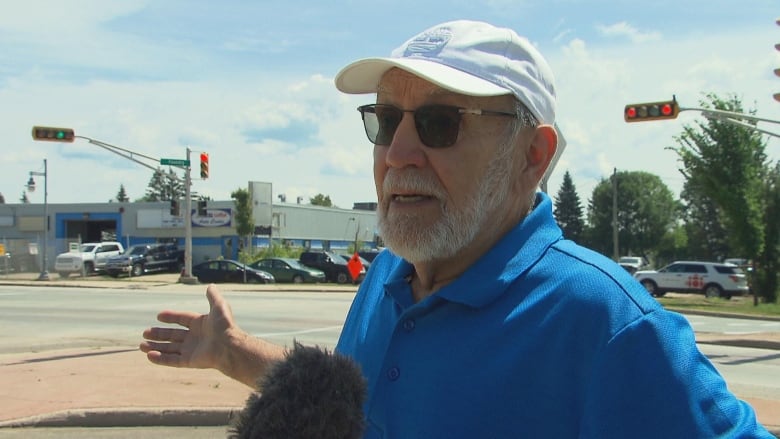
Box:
[378,142,516,263]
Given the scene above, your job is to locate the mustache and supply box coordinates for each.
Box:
[382,169,445,199]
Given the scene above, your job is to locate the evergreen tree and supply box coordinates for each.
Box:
[141,167,185,201]
[553,171,584,242]
[116,184,130,202]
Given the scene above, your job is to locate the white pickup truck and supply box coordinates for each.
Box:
[54,242,124,278]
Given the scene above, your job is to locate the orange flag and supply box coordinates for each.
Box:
[347,252,363,281]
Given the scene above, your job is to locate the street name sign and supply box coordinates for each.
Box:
[160,158,190,166]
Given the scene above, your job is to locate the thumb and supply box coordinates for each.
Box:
[206,283,224,309]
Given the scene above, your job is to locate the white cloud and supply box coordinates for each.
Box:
[1,1,778,213]
[596,22,662,44]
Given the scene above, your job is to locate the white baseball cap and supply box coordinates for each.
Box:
[335,20,556,125]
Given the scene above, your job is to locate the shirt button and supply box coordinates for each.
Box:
[387,367,400,381]
[402,319,415,332]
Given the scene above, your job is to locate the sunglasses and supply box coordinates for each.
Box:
[357,104,518,148]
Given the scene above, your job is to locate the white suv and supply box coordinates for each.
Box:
[633,261,749,300]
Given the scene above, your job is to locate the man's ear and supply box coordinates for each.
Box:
[526,125,558,183]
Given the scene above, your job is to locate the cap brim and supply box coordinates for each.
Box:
[335,57,511,97]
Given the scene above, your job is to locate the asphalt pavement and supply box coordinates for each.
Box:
[1,272,779,437]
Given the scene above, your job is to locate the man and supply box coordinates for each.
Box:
[142,20,772,437]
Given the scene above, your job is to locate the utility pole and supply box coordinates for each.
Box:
[612,167,619,261]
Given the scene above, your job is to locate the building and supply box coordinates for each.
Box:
[0,182,378,275]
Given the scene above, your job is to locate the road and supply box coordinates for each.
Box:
[0,285,353,354]
[0,284,779,437]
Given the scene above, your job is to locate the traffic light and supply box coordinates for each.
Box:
[170,199,180,216]
[624,98,680,122]
[197,200,207,216]
[200,153,209,179]
[31,126,75,142]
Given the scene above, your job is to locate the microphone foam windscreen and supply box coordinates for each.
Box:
[229,342,367,439]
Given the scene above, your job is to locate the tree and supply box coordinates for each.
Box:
[116,184,130,202]
[754,163,780,303]
[679,183,729,261]
[231,187,254,260]
[670,93,773,303]
[0,193,5,204]
[20,191,29,203]
[586,171,677,261]
[553,170,585,242]
[310,194,333,207]
[140,167,185,202]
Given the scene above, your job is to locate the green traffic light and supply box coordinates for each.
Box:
[56,131,65,139]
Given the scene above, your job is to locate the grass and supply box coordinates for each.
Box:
[656,294,780,318]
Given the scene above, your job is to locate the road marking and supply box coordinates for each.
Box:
[253,325,343,338]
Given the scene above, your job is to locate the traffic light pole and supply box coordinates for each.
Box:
[679,107,780,139]
[183,147,194,283]
[68,134,198,283]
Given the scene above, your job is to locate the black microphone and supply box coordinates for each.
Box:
[228,342,367,439]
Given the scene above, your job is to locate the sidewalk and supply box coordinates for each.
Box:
[0,347,250,427]
[1,339,779,433]
[0,274,779,434]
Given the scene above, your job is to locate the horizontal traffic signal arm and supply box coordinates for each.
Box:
[31,126,75,142]
[624,99,680,122]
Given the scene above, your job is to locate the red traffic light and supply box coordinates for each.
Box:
[199,153,209,179]
[624,98,680,123]
[32,126,75,142]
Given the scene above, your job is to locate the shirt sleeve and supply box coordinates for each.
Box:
[579,309,773,438]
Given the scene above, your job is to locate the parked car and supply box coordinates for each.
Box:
[54,241,124,278]
[358,249,383,263]
[724,258,754,273]
[618,256,648,274]
[339,254,372,271]
[249,257,326,283]
[633,261,749,299]
[192,259,274,284]
[105,243,184,277]
[299,250,365,284]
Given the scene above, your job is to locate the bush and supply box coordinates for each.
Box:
[239,242,304,265]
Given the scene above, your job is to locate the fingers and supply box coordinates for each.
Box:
[142,326,189,343]
[144,349,188,368]
[155,310,201,328]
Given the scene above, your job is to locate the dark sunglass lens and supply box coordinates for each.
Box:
[361,105,401,145]
[415,106,461,148]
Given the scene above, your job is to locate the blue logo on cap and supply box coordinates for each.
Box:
[403,27,452,58]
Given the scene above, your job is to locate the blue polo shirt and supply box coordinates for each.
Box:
[336,193,771,438]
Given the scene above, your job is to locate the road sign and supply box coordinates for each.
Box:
[160,158,190,167]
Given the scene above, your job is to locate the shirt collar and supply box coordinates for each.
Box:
[383,192,563,309]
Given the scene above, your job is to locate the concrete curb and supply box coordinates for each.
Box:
[0,407,241,428]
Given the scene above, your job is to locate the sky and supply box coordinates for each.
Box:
[1,0,779,210]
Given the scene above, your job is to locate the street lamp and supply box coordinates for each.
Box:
[26,159,49,281]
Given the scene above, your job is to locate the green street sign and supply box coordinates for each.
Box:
[160,158,190,166]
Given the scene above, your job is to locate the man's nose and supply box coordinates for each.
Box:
[384,113,427,168]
